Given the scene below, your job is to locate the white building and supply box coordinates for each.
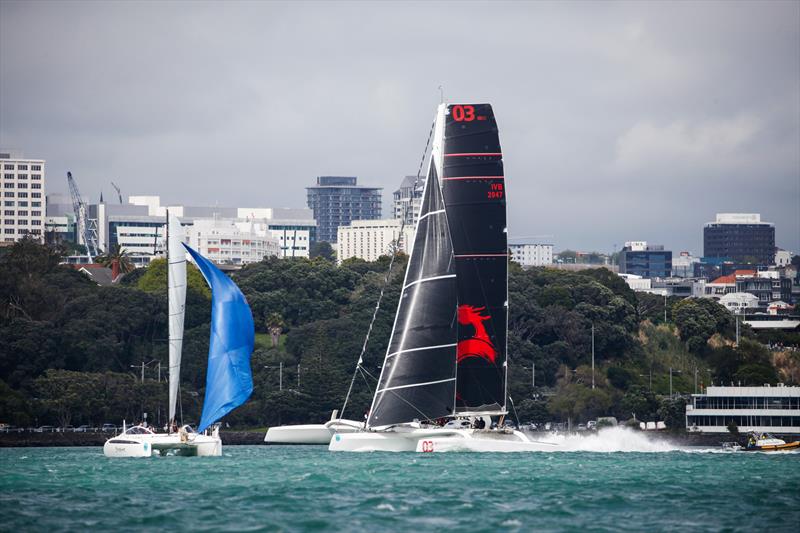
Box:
[509,243,554,267]
[672,251,700,278]
[69,196,317,266]
[337,219,414,263]
[775,250,792,267]
[618,273,653,291]
[392,175,424,227]
[718,292,760,314]
[1,151,45,242]
[187,218,280,265]
[686,385,800,435]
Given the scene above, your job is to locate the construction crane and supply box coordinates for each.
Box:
[111,181,123,204]
[67,171,101,262]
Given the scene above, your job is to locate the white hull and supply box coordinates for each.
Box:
[265,419,364,445]
[104,428,222,458]
[329,427,562,453]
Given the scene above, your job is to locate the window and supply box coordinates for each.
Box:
[3,165,12,170]
[3,183,13,189]
[32,210,41,216]
[30,193,38,198]
[3,229,13,234]
[4,220,14,225]
[18,201,27,207]
[31,220,40,226]
[31,183,41,189]
[18,210,28,216]
[17,165,27,170]
[17,183,27,189]
[3,192,13,198]
[3,201,12,206]
[3,210,13,215]
[31,174,41,180]
[17,174,27,180]
[31,201,40,207]
[18,219,27,225]
[31,165,41,171]
[3,173,13,179]
[31,229,41,234]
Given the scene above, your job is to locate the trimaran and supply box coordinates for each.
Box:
[104,214,255,457]
[331,103,558,452]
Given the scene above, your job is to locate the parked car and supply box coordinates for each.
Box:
[74,425,93,433]
[0,425,23,433]
[577,423,587,431]
[59,426,75,433]
[35,425,56,433]
[101,423,117,432]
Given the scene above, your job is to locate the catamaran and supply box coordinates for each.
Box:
[330,103,559,452]
[104,214,255,457]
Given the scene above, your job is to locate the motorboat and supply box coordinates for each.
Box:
[744,432,800,452]
[331,103,565,453]
[265,411,364,444]
[104,214,255,457]
[103,424,222,457]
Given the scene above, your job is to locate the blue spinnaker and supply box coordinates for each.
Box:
[183,244,254,433]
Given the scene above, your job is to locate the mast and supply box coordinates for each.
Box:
[367,106,457,429]
[167,212,187,428]
[441,103,509,416]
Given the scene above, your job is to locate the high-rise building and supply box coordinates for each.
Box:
[1,151,45,242]
[306,176,381,243]
[703,213,775,265]
[337,219,414,264]
[509,243,553,267]
[187,218,280,265]
[392,175,424,227]
[618,241,672,279]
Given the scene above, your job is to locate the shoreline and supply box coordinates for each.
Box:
[1,429,779,448]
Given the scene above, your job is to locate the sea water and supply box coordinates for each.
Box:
[1,428,798,532]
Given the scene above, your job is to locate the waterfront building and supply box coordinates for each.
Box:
[685,385,800,435]
[0,151,45,242]
[718,292,760,314]
[337,218,414,263]
[703,213,775,265]
[509,243,554,267]
[651,278,706,298]
[392,175,424,227]
[306,176,381,243]
[618,241,672,279]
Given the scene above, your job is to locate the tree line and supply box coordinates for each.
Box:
[1,237,796,429]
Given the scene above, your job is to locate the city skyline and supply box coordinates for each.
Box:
[1,1,798,255]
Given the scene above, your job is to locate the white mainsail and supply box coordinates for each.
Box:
[167,213,187,427]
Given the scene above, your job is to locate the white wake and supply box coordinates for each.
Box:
[528,426,682,452]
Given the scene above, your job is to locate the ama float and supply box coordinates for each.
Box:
[104,214,254,457]
[330,103,559,453]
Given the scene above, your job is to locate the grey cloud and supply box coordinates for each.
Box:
[1,0,797,254]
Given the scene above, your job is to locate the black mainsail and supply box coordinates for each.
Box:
[442,103,508,415]
[367,158,458,428]
[367,103,508,428]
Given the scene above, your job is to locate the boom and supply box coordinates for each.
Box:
[67,171,101,261]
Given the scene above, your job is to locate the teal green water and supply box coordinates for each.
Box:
[1,446,798,532]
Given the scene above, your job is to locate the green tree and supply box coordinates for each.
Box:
[310,241,335,261]
[94,244,134,279]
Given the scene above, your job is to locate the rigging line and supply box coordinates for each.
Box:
[340,117,436,420]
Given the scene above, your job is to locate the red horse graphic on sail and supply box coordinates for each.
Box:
[456,305,497,364]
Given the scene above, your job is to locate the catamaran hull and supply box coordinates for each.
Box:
[329,428,561,453]
[265,420,363,445]
[103,434,222,458]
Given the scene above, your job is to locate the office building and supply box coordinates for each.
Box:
[1,152,45,242]
[703,213,775,265]
[307,176,381,243]
[337,219,414,263]
[393,175,424,227]
[618,241,672,279]
[509,243,554,267]
[672,252,700,278]
[686,385,800,435]
[187,218,280,265]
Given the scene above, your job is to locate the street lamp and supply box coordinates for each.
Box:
[669,368,682,397]
[264,362,283,391]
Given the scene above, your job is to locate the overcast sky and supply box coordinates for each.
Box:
[1,0,798,254]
